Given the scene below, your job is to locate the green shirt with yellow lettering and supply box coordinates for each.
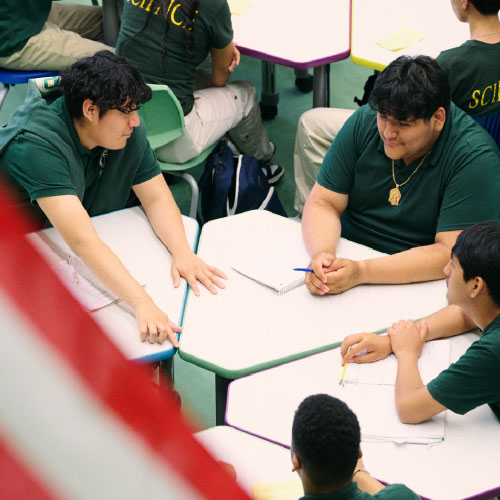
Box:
[316,104,500,254]
[116,0,233,115]
[437,40,500,117]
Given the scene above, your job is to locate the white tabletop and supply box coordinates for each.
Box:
[231,0,350,69]
[28,207,199,363]
[226,332,500,500]
[351,0,470,71]
[179,210,446,378]
[195,426,300,497]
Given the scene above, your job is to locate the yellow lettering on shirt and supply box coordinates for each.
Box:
[166,0,176,14]
[481,86,493,106]
[469,89,480,109]
[131,0,141,5]
[171,3,183,25]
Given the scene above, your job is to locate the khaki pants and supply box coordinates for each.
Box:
[294,107,355,213]
[156,80,273,164]
[0,3,112,71]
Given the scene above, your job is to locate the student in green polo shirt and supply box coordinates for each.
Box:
[291,394,419,499]
[301,55,500,297]
[341,222,500,423]
[0,0,111,71]
[0,51,226,346]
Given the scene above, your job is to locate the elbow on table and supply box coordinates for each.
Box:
[396,400,428,425]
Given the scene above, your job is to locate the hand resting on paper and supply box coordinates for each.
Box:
[387,319,427,359]
[340,333,392,364]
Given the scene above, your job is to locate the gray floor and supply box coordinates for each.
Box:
[0,2,372,430]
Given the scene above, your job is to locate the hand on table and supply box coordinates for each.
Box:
[387,319,427,359]
[135,296,182,347]
[340,333,392,364]
[171,251,227,296]
[305,252,336,295]
[306,254,362,295]
[228,43,240,72]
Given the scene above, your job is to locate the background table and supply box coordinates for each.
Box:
[351,0,469,71]
[179,210,446,424]
[28,207,198,363]
[195,426,300,497]
[232,0,350,112]
[226,332,500,500]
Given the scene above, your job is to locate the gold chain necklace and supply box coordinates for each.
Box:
[388,151,431,206]
[475,29,500,37]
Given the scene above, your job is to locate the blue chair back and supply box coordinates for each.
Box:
[473,111,500,150]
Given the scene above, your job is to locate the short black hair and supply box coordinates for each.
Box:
[59,50,152,118]
[471,0,500,15]
[292,394,360,487]
[452,222,500,306]
[369,55,451,121]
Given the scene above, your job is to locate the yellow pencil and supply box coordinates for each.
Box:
[339,361,348,386]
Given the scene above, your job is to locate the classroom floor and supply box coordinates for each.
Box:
[0,5,372,429]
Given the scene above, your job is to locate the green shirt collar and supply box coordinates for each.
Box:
[482,312,500,337]
[299,482,361,500]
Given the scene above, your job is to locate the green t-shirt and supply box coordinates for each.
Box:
[427,313,500,421]
[316,104,500,254]
[437,40,500,117]
[0,82,161,225]
[116,0,233,115]
[299,482,419,500]
[0,0,52,56]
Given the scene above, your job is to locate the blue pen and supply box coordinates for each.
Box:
[293,267,314,272]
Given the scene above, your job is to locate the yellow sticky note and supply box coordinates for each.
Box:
[376,27,424,51]
[228,0,252,15]
[253,479,304,500]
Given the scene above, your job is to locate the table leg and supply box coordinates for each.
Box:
[215,374,233,426]
[294,69,313,93]
[260,61,279,120]
[313,64,330,108]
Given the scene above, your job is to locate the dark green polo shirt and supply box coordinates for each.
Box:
[0,83,161,225]
[116,0,233,115]
[299,482,419,500]
[0,0,53,57]
[437,40,500,117]
[428,313,500,421]
[317,104,500,254]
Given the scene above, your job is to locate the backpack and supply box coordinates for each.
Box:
[199,140,287,223]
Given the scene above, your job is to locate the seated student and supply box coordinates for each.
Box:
[115,0,283,184]
[0,51,225,346]
[291,394,419,499]
[341,222,500,424]
[0,0,111,71]
[437,0,500,147]
[301,55,500,296]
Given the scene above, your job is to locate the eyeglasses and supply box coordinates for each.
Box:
[115,104,141,114]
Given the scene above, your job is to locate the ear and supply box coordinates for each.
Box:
[82,98,97,122]
[358,446,362,459]
[291,452,301,473]
[432,107,446,133]
[470,276,486,299]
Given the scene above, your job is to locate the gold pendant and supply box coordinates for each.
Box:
[388,186,401,206]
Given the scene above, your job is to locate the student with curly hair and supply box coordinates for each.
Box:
[0,51,226,345]
[116,0,282,183]
[291,394,418,499]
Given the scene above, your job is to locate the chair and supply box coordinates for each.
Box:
[0,68,58,112]
[140,84,217,219]
[473,111,500,151]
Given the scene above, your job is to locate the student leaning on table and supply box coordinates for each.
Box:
[301,55,500,297]
[341,222,500,424]
[0,51,226,346]
[291,394,419,499]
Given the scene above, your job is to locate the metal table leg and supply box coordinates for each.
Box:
[215,374,233,426]
[312,64,331,108]
[260,61,279,120]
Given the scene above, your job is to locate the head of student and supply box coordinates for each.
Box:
[445,222,500,308]
[291,394,361,494]
[59,50,152,150]
[369,55,451,165]
[452,0,500,19]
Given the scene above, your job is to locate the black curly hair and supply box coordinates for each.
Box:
[59,50,152,118]
[471,0,500,15]
[292,394,360,487]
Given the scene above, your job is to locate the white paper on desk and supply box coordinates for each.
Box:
[335,339,450,444]
[54,256,145,312]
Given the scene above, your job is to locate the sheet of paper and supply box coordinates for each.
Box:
[335,339,450,444]
[228,0,251,15]
[253,479,303,500]
[54,256,144,312]
[376,26,424,51]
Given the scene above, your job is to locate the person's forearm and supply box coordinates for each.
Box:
[302,198,341,258]
[358,241,449,285]
[394,352,425,423]
[420,305,476,341]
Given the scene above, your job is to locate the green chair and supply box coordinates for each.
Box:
[140,84,217,219]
